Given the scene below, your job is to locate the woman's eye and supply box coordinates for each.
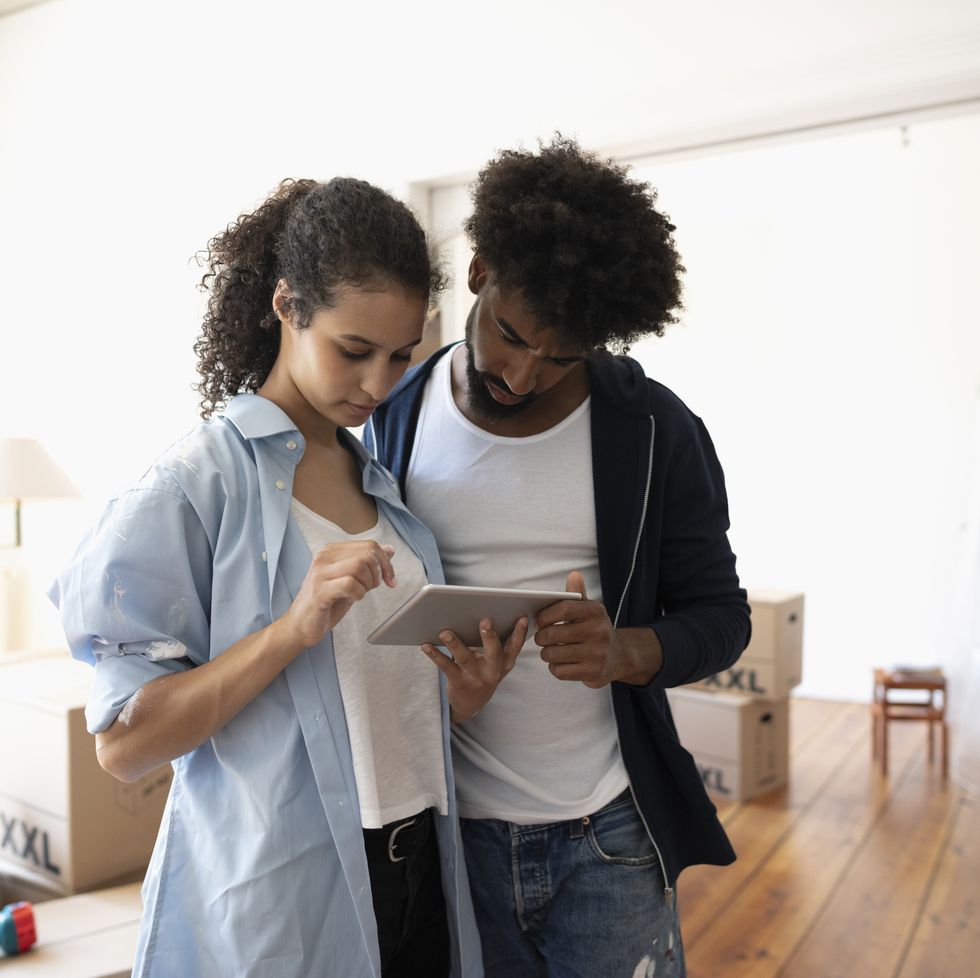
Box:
[340,348,371,361]
[392,352,413,363]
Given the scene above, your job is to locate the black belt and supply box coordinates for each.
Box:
[363,809,434,864]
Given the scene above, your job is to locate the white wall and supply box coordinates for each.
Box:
[1,0,979,690]
[630,115,980,700]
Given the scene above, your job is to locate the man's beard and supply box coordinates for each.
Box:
[463,304,537,422]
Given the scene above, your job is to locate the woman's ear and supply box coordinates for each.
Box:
[272,279,292,324]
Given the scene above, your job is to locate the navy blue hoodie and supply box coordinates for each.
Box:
[366,345,751,885]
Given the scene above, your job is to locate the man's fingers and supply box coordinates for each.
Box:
[503,616,529,657]
[421,643,458,675]
[476,619,502,657]
[439,630,475,668]
[534,618,597,648]
[565,569,588,600]
[535,599,588,630]
[546,659,609,687]
[539,642,583,665]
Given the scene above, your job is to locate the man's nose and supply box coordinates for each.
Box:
[502,353,537,397]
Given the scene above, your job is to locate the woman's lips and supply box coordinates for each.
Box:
[344,401,377,418]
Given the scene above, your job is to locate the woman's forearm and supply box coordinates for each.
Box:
[95,617,306,782]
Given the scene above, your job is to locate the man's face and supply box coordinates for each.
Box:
[462,258,588,423]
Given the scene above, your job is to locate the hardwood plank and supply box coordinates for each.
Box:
[777,739,960,976]
[684,714,925,978]
[680,700,867,946]
[896,793,980,978]
[788,696,849,753]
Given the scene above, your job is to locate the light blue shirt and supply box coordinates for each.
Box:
[49,394,483,978]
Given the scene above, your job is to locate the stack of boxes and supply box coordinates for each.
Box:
[0,653,169,975]
[0,653,171,898]
[667,589,804,802]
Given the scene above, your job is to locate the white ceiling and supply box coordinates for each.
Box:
[0,0,50,17]
[2,0,978,184]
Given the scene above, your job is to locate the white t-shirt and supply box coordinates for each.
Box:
[405,345,629,823]
[290,499,449,828]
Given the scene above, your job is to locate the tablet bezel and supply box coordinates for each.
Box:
[365,584,582,647]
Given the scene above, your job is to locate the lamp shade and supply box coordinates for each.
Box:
[0,438,79,500]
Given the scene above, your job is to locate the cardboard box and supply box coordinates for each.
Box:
[668,687,789,801]
[0,881,141,977]
[0,656,171,894]
[0,866,63,907]
[694,588,804,698]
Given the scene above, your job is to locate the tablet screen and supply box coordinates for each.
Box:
[366,584,581,647]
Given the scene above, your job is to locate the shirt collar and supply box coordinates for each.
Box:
[221,393,301,440]
[222,393,395,496]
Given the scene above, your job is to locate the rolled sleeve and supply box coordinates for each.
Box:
[86,653,192,733]
[50,486,213,733]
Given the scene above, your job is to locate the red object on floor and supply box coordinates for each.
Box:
[0,901,37,955]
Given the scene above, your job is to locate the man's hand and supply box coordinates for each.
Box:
[534,571,663,688]
[421,616,529,723]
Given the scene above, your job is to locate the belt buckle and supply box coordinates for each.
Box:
[387,817,418,863]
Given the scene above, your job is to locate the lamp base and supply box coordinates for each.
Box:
[0,549,29,654]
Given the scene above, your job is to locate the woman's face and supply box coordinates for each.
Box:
[265,283,427,433]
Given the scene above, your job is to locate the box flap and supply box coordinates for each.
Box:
[0,657,92,715]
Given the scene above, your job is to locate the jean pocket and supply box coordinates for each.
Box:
[586,797,659,867]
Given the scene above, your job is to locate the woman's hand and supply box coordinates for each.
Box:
[421,616,529,723]
[96,541,397,784]
[281,540,397,650]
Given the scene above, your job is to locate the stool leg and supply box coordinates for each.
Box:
[942,723,949,780]
[928,719,935,763]
[881,712,889,776]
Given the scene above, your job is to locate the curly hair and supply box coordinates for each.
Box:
[193,177,444,417]
[463,135,684,350]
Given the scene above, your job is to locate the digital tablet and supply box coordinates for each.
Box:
[366,584,581,647]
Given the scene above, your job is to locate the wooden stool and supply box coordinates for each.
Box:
[871,667,948,777]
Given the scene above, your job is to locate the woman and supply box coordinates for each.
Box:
[50,178,525,978]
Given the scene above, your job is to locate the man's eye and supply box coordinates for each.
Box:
[498,328,521,345]
[340,348,370,361]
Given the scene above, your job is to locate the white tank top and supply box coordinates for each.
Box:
[290,500,449,828]
[405,345,628,822]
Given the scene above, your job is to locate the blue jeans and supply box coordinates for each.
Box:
[460,789,685,978]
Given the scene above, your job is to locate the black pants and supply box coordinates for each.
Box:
[363,809,450,977]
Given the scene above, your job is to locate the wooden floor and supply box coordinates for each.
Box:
[680,697,980,978]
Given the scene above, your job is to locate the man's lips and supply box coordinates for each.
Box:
[485,379,527,406]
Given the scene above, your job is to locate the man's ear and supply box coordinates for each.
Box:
[468,255,490,296]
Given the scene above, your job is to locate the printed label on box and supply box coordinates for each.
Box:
[114,769,172,816]
[0,796,65,881]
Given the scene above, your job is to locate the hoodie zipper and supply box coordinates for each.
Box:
[608,415,674,910]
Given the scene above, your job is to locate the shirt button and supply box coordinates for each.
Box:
[261,551,268,562]
[286,439,297,450]
[275,480,286,490]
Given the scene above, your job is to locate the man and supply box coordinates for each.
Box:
[366,136,750,978]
